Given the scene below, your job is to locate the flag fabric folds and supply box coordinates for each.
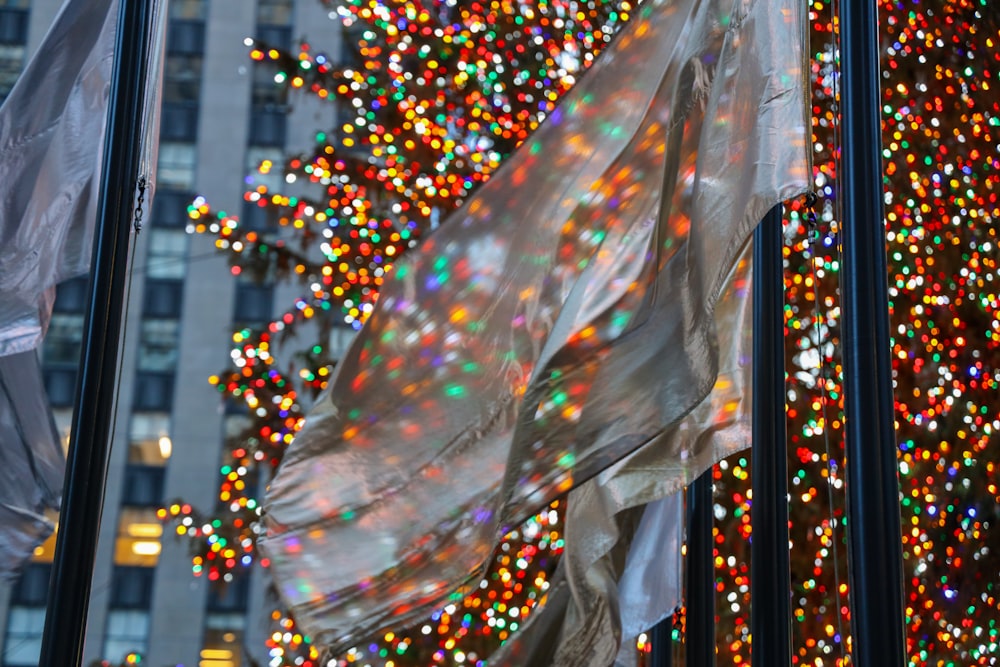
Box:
[0,0,115,357]
[0,351,65,580]
[261,0,808,652]
[489,247,754,665]
[0,0,116,577]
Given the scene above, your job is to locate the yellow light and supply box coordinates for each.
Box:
[127,523,163,538]
[200,649,234,660]
[131,541,162,556]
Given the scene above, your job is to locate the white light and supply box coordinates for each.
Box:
[158,436,172,459]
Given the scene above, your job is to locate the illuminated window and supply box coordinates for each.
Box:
[114,507,163,566]
[129,412,172,463]
[201,622,245,667]
[29,509,59,562]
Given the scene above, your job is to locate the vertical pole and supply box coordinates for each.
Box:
[750,205,791,667]
[685,474,715,666]
[650,613,673,667]
[38,1,155,665]
[839,1,907,666]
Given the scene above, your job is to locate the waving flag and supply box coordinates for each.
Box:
[0,0,116,579]
[261,0,809,651]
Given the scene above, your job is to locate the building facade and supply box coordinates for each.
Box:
[0,1,341,665]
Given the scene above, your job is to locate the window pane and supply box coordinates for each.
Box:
[121,465,166,506]
[201,626,245,667]
[146,228,190,278]
[133,371,176,411]
[257,0,292,26]
[138,318,180,372]
[11,565,50,604]
[114,508,162,566]
[169,0,206,20]
[163,54,203,103]
[143,279,184,318]
[129,412,171,464]
[244,146,285,192]
[157,142,197,189]
[151,189,195,228]
[3,607,45,667]
[233,283,274,325]
[0,42,24,100]
[104,609,150,663]
[42,312,84,364]
[110,566,156,608]
[53,276,88,313]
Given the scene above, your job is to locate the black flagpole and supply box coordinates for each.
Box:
[750,205,791,666]
[685,473,715,666]
[650,613,672,667]
[38,1,156,665]
[839,1,907,666]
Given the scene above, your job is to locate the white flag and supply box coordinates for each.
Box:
[0,0,116,357]
[262,0,808,652]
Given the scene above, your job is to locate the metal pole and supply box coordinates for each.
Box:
[750,205,791,667]
[685,473,715,666]
[650,613,673,667]
[839,1,907,666]
[38,1,155,664]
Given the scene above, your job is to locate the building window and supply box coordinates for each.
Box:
[52,276,88,313]
[244,145,285,192]
[146,228,189,278]
[138,318,180,372]
[201,627,244,667]
[2,564,50,667]
[166,19,206,56]
[103,609,150,664]
[2,607,45,666]
[163,54,203,103]
[233,282,274,326]
[114,508,162,566]
[128,412,172,463]
[169,0,206,20]
[0,5,28,101]
[249,108,287,147]
[251,61,287,108]
[151,189,194,229]
[42,312,85,365]
[328,324,357,361]
[160,101,200,142]
[42,367,77,407]
[240,198,276,232]
[157,142,198,190]
[143,279,184,318]
[132,371,175,411]
[206,574,249,613]
[257,0,292,26]
[121,464,166,507]
[110,566,155,608]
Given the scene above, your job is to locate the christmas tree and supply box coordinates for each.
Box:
[165,0,1000,665]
